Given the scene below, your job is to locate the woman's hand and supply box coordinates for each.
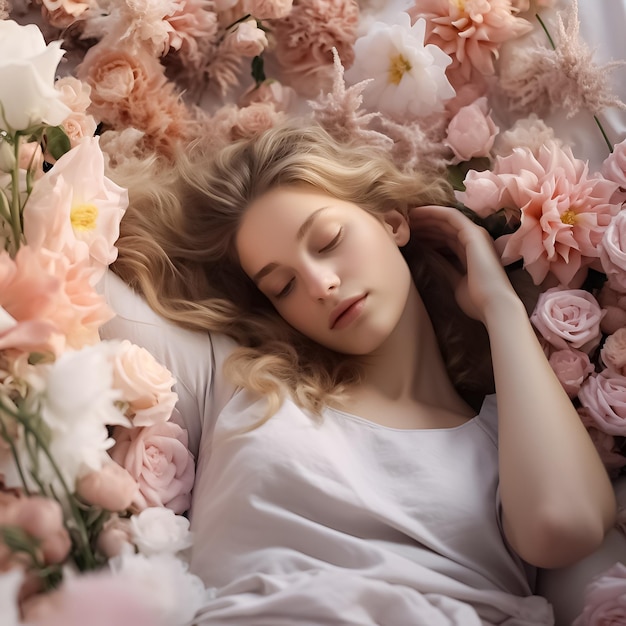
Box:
[408,205,519,324]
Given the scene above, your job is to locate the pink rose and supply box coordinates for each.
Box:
[110,421,195,514]
[76,461,138,511]
[548,348,595,398]
[111,339,178,427]
[238,80,296,111]
[578,371,626,436]
[228,18,268,57]
[601,327,626,376]
[530,288,604,353]
[600,211,626,294]
[598,284,626,334]
[96,515,133,558]
[444,97,498,164]
[572,562,626,626]
[230,102,286,141]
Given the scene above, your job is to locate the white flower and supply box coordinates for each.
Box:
[345,14,455,120]
[131,508,193,556]
[39,343,128,485]
[110,551,211,626]
[0,21,72,132]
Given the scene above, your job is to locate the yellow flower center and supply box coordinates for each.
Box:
[560,210,578,226]
[388,54,412,86]
[451,0,465,10]
[70,203,98,232]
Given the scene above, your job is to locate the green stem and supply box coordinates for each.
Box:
[0,399,32,495]
[9,137,23,255]
[536,12,614,154]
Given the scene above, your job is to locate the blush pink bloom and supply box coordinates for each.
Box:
[578,371,626,437]
[459,143,620,286]
[548,348,594,398]
[110,339,178,427]
[22,571,162,626]
[238,79,296,111]
[530,288,604,354]
[23,136,128,282]
[55,76,98,147]
[601,138,626,205]
[243,0,293,19]
[572,562,626,626]
[444,96,498,163]
[601,327,626,377]
[76,461,139,512]
[598,284,626,335]
[408,0,533,83]
[228,18,268,57]
[39,0,90,28]
[110,421,195,514]
[96,514,134,559]
[271,0,359,97]
[600,210,626,294]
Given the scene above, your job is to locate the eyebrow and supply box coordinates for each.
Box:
[251,206,330,284]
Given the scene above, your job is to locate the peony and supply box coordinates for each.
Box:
[110,339,178,427]
[345,14,455,119]
[110,420,195,514]
[130,507,193,556]
[548,348,594,398]
[530,288,604,354]
[600,210,626,293]
[601,327,626,377]
[459,143,620,286]
[444,96,498,163]
[572,562,626,626]
[578,371,626,437]
[23,136,128,282]
[0,21,71,132]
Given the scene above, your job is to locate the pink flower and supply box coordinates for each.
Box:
[578,371,626,437]
[598,284,626,335]
[55,76,98,146]
[228,18,268,57]
[238,79,296,111]
[271,0,359,97]
[76,461,139,512]
[530,287,604,353]
[243,0,293,19]
[602,138,626,205]
[96,515,133,559]
[408,0,533,83]
[110,421,195,514]
[214,102,286,142]
[444,96,498,163]
[600,211,626,294]
[548,348,594,398]
[110,339,178,427]
[23,136,128,282]
[459,143,620,286]
[22,571,162,626]
[572,562,626,626]
[601,327,626,377]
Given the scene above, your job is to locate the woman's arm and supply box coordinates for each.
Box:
[410,205,616,569]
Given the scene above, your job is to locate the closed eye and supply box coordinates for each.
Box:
[318,228,343,253]
[274,278,295,299]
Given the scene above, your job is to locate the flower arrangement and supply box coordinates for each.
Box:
[0,17,211,626]
[3,0,626,622]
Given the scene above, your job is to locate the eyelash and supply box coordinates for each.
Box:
[273,228,343,300]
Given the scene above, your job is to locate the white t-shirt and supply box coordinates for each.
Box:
[100,271,552,625]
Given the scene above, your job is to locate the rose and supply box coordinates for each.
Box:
[76,461,138,511]
[110,339,178,426]
[130,508,192,556]
[572,562,626,626]
[601,327,626,376]
[0,21,71,132]
[96,515,133,559]
[229,18,268,58]
[444,97,499,164]
[600,211,626,294]
[530,288,604,353]
[548,348,594,398]
[110,421,194,514]
[598,284,626,335]
[578,371,626,437]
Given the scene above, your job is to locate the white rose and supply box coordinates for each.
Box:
[130,507,193,556]
[0,21,72,132]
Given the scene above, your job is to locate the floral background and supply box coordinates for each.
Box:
[1,0,626,623]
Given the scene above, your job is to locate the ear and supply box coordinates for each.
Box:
[382,210,410,246]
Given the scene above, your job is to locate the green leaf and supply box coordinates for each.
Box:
[251,55,266,86]
[0,525,39,556]
[44,126,71,161]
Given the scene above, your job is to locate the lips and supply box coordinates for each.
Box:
[329,294,367,329]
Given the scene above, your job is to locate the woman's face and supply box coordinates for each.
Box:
[235,186,413,355]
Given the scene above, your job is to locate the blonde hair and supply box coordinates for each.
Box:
[112,122,491,417]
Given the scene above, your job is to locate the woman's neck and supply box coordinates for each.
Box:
[349,284,473,416]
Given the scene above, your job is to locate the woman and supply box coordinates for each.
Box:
[102,123,616,624]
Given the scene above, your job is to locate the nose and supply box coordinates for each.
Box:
[302,262,340,301]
